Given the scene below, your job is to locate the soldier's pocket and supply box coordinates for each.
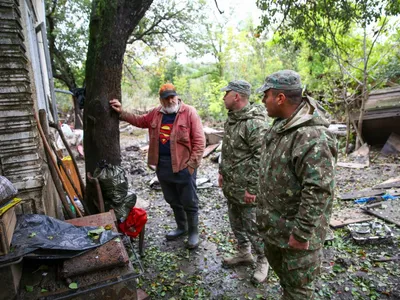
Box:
[283,249,322,286]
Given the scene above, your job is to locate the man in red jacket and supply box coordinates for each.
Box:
[110,83,205,249]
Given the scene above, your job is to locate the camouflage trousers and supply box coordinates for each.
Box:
[227,202,264,256]
[264,242,322,300]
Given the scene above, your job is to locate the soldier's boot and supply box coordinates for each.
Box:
[252,256,269,283]
[187,212,199,249]
[166,209,187,241]
[223,244,254,267]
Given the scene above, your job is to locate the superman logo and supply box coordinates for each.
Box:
[160,123,173,144]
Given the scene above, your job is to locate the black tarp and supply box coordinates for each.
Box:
[0,214,119,263]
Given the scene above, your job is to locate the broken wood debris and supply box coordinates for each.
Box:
[336,162,369,169]
[373,176,400,189]
[372,256,400,263]
[361,199,400,227]
[203,143,220,158]
[337,143,370,169]
[381,132,400,156]
[339,176,400,200]
[329,208,374,228]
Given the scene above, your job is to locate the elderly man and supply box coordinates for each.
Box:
[218,80,270,283]
[110,83,205,249]
[256,70,337,299]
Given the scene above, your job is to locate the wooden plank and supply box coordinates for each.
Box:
[361,200,400,227]
[373,256,400,262]
[337,162,369,169]
[330,208,374,228]
[350,108,400,121]
[203,143,220,158]
[339,189,386,200]
[381,132,400,156]
[0,207,16,255]
[373,176,400,189]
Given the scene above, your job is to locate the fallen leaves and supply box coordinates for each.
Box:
[69,282,78,289]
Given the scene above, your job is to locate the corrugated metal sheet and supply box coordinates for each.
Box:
[0,0,45,214]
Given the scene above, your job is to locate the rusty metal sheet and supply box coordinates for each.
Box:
[62,212,128,277]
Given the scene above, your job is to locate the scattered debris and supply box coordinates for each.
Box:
[354,193,398,204]
[330,208,374,228]
[372,255,400,262]
[203,143,220,158]
[328,124,347,136]
[126,145,140,151]
[68,282,78,289]
[337,143,370,168]
[373,176,400,189]
[348,221,394,244]
[381,132,400,156]
[337,162,369,169]
[203,127,224,145]
[362,198,400,227]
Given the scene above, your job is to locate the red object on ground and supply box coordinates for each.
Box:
[119,207,147,238]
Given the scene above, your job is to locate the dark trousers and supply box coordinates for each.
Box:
[156,156,198,214]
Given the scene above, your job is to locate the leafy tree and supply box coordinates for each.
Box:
[83,0,153,208]
[46,0,91,90]
[256,0,400,148]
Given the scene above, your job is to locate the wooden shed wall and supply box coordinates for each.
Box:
[0,0,47,214]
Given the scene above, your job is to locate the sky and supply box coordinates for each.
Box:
[211,0,262,25]
[172,0,262,63]
[133,0,263,65]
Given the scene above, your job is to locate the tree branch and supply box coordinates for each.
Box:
[214,0,224,14]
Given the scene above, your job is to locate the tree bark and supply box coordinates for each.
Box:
[83,0,153,209]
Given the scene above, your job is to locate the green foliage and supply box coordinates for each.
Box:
[47,0,400,123]
[202,79,228,122]
[45,0,91,89]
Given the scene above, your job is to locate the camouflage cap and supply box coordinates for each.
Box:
[220,80,251,97]
[256,70,302,93]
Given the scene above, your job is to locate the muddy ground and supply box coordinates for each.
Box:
[120,130,400,300]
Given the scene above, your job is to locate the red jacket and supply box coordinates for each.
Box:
[120,101,205,173]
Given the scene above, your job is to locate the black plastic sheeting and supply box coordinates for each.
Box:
[0,214,120,263]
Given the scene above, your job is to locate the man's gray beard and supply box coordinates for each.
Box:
[162,103,179,114]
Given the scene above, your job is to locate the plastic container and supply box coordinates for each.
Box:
[73,197,85,213]
[66,196,76,217]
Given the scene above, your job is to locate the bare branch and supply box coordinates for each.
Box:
[214,0,224,14]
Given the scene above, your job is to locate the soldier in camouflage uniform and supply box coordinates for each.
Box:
[256,70,337,299]
[218,80,270,283]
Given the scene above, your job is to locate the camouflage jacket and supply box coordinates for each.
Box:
[257,96,337,250]
[219,103,268,205]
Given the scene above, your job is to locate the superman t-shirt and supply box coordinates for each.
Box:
[159,113,176,156]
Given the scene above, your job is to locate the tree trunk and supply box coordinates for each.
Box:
[83,0,153,209]
[73,96,83,129]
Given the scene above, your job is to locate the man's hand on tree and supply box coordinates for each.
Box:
[218,173,223,187]
[109,99,122,114]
